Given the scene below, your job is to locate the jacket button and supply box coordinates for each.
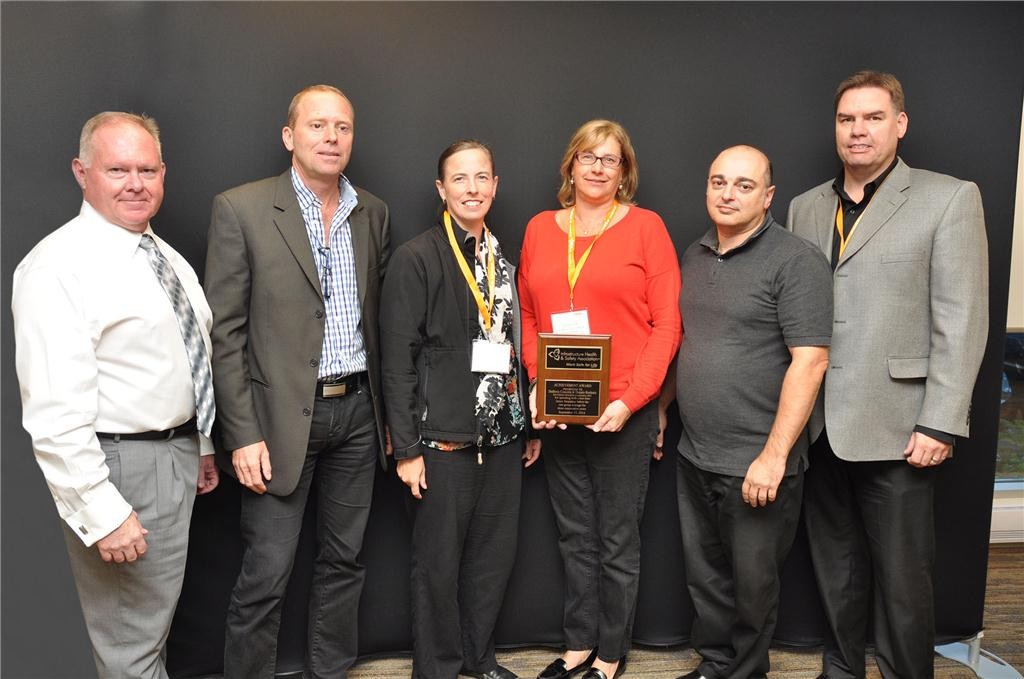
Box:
[310,358,318,367]
[315,310,324,319]
[303,407,312,416]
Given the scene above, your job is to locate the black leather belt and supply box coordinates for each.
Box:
[317,372,367,398]
[97,417,197,441]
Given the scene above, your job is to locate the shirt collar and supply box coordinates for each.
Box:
[699,211,774,257]
[79,200,156,261]
[832,155,899,206]
[290,167,358,212]
[439,215,489,257]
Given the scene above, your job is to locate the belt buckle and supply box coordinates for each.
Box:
[322,382,348,398]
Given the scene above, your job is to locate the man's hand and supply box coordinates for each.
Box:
[96,511,148,564]
[904,431,952,468]
[197,454,220,495]
[523,439,542,467]
[232,440,272,494]
[741,345,827,507]
[397,456,428,500]
[587,399,632,433]
[530,384,567,430]
[742,451,787,508]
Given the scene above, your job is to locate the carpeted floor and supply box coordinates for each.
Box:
[346,543,1023,678]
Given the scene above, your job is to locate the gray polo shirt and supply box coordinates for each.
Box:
[675,213,833,477]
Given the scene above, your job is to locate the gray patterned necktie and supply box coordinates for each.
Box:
[139,234,215,437]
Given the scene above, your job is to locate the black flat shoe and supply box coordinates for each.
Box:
[537,649,599,679]
[464,665,519,679]
[581,655,627,679]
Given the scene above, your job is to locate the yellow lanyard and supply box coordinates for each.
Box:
[567,201,618,310]
[444,210,496,333]
[835,183,884,259]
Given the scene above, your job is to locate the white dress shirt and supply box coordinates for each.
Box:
[12,201,213,546]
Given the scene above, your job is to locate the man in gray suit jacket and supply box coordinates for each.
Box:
[788,71,987,679]
[205,85,390,679]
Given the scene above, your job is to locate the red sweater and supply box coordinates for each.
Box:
[518,207,682,413]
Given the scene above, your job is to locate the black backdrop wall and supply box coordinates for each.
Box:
[2,3,1022,677]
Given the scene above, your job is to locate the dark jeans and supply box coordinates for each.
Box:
[804,433,937,679]
[541,401,659,663]
[409,438,523,679]
[224,387,379,679]
[676,455,804,679]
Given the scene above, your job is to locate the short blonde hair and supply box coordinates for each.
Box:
[557,119,639,208]
[79,112,161,166]
[286,84,352,127]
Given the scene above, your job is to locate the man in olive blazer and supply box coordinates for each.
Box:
[205,85,389,679]
[787,71,987,679]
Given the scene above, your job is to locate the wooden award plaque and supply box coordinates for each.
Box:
[536,333,611,425]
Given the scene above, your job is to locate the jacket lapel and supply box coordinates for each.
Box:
[273,171,323,299]
[812,188,838,255]
[349,201,369,305]
[836,159,910,267]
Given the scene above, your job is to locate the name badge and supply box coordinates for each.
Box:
[550,309,591,335]
[471,340,512,374]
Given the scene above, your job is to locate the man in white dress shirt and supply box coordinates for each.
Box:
[11,111,219,679]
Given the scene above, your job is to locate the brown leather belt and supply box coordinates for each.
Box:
[317,372,367,398]
[97,417,198,441]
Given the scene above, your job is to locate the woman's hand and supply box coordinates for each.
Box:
[397,456,428,500]
[523,438,542,467]
[653,403,668,460]
[587,399,632,433]
[530,383,567,430]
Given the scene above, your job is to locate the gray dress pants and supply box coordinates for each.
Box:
[63,433,199,679]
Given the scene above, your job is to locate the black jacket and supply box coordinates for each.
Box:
[380,223,527,459]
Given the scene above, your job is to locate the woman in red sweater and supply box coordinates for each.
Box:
[519,120,681,679]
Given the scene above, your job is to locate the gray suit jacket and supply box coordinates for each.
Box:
[787,158,987,461]
[205,171,390,495]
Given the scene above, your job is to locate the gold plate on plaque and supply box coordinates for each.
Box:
[536,333,611,425]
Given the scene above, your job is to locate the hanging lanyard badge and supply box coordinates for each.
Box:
[551,202,618,335]
[443,211,510,373]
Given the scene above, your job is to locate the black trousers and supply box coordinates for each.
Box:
[541,401,659,663]
[676,455,803,679]
[224,388,379,679]
[804,433,938,679]
[409,438,523,679]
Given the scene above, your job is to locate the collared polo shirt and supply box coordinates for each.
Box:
[675,213,833,477]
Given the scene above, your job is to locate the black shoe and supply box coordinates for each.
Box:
[676,671,707,679]
[581,655,627,679]
[537,649,598,679]
[463,665,518,679]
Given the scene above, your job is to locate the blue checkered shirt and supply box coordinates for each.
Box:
[291,168,367,379]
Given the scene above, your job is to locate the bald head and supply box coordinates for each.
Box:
[710,145,773,187]
[706,145,776,235]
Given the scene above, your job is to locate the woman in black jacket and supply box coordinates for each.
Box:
[380,140,540,679]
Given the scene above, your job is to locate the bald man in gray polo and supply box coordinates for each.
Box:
[673,146,832,679]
